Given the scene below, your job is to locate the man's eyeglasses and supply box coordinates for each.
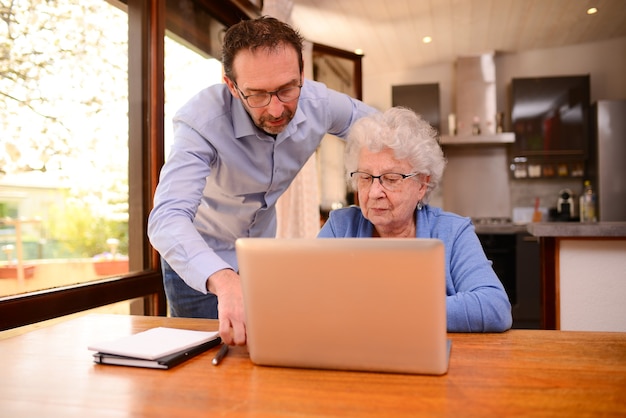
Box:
[350,171,419,192]
[232,81,302,108]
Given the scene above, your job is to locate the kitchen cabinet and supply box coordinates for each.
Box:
[509,75,590,180]
[527,222,626,331]
[514,233,541,329]
[392,83,440,133]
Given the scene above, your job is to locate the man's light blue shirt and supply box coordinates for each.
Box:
[148,79,377,294]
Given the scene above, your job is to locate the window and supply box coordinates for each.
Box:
[0,0,261,332]
[0,0,131,295]
[164,37,223,156]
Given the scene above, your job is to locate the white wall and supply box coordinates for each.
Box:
[362,37,626,123]
[363,61,454,115]
[559,239,626,332]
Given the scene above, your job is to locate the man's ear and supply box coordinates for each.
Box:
[223,75,238,98]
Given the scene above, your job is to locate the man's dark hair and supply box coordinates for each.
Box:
[222,16,305,81]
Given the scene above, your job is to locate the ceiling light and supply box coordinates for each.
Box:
[422,36,432,44]
[587,7,598,15]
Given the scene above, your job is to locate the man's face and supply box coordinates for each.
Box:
[224,45,303,135]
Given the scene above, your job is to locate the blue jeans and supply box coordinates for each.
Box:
[161,259,219,319]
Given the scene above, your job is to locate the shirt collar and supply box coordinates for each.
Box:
[231,99,259,139]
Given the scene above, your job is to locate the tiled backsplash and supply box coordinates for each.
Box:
[441,144,586,220]
[510,177,584,219]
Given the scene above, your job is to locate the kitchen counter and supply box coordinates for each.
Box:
[473,224,530,235]
[527,221,626,332]
[527,222,626,237]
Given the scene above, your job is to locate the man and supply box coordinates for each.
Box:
[148,16,377,346]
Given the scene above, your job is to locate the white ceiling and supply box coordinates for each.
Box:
[288,0,626,76]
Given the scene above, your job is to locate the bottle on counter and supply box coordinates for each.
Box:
[471,116,481,135]
[496,112,504,133]
[448,113,456,136]
[579,180,597,222]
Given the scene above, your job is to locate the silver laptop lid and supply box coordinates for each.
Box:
[236,238,449,375]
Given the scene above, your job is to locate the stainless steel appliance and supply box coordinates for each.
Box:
[589,100,626,221]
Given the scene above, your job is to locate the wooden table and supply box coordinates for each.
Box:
[1,314,625,417]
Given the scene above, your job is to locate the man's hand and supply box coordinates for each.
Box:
[206,269,246,346]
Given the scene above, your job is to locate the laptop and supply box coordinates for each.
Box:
[236,238,450,375]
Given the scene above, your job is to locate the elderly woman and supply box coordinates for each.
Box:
[318,107,512,332]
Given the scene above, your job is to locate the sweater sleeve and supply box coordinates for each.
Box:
[444,221,513,332]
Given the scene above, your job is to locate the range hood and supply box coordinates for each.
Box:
[439,53,514,145]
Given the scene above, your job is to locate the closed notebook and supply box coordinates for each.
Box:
[88,327,220,369]
[92,338,221,369]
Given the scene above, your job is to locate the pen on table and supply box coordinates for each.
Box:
[212,343,229,366]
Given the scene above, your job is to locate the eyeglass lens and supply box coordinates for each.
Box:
[244,86,301,108]
[351,172,415,191]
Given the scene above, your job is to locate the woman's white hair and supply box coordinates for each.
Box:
[344,107,447,204]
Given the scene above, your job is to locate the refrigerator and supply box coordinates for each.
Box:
[589,100,626,221]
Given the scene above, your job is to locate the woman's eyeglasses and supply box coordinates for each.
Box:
[350,171,419,192]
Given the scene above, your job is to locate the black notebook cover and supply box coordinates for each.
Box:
[93,337,222,369]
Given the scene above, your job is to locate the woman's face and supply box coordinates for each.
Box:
[356,147,428,237]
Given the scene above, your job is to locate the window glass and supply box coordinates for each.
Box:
[164,36,223,155]
[163,2,226,153]
[0,0,130,297]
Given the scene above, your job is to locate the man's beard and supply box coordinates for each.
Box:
[254,109,295,135]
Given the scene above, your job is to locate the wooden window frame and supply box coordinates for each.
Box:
[0,0,259,331]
